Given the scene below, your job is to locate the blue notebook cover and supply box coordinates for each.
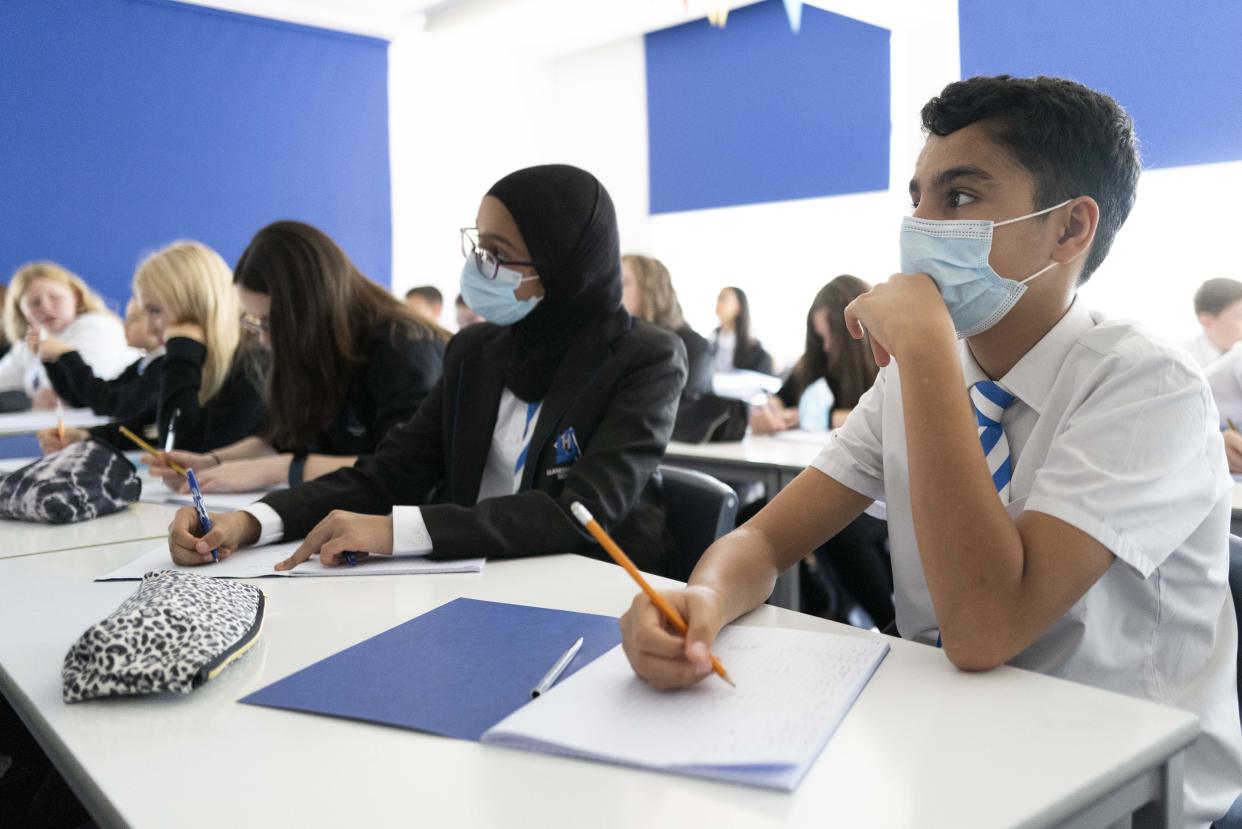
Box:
[240,598,621,741]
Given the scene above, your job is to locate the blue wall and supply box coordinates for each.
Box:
[0,0,392,312]
[960,0,1242,170]
[645,0,890,214]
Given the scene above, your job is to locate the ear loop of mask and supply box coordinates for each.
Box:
[996,199,1078,285]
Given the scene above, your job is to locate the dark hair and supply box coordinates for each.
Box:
[455,294,468,307]
[722,286,761,369]
[920,75,1140,283]
[1194,278,1242,316]
[235,220,448,449]
[793,276,877,408]
[405,285,443,304]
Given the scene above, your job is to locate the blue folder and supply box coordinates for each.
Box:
[240,597,621,741]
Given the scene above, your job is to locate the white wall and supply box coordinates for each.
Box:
[390,0,1235,357]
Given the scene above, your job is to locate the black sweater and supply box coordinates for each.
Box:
[45,351,164,423]
[260,311,687,575]
[288,324,446,457]
[91,337,267,452]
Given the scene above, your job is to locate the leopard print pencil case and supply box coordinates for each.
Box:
[62,571,265,702]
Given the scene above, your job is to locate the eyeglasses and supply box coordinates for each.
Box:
[240,312,269,336]
[460,227,535,280]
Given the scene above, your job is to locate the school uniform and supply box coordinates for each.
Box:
[675,325,713,398]
[1205,344,1242,426]
[710,328,773,375]
[1186,331,1225,369]
[91,336,267,452]
[44,348,165,422]
[812,299,1242,826]
[0,312,140,397]
[247,309,687,574]
[285,323,445,456]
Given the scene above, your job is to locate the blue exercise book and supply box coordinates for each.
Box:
[240,597,621,741]
[242,598,889,792]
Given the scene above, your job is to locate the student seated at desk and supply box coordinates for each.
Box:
[38,241,266,453]
[145,221,447,492]
[621,254,712,398]
[751,275,876,433]
[404,285,444,324]
[618,75,1242,827]
[750,275,891,629]
[36,297,165,423]
[710,286,773,375]
[0,261,138,411]
[1186,278,1242,368]
[168,165,688,575]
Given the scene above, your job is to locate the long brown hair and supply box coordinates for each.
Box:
[793,275,877,408]
[622,254,686,330]
[234,220,448,448]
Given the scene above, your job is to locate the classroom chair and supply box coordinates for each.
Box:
[659,464,738,581]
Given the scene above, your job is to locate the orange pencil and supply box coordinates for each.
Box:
[56,401,65,445]
[570,501,735,687]
[118,425,187,476]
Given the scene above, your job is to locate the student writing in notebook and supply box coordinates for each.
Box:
[35,297,165,424]
[618,76,1242,828]
[38,241,266,453]
[145,221,447,491]
[167,165,688,576]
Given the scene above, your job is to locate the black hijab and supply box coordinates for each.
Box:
[485,164,625,402]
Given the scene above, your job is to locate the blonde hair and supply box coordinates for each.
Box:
[3,261,111,343]
[133,241,240,403]
[622,254,686,331]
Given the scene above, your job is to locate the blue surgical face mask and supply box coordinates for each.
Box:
[899,199,1072,338]
[459,257,542,326]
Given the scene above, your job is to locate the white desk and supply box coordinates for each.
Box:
[0,542,1196,829]
[0,501,179,560]
[666,434,827,496]
[0,408,109,437]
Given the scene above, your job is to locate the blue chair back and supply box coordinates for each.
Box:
[660,465,738,581]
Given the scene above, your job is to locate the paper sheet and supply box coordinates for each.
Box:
[483,625,888,790]
[0,408,109,434]
[137,478,282,512]
[97,540,484,581]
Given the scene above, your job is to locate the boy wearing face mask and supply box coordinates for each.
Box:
[618,75,1242,827]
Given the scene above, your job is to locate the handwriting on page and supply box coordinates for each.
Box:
[488,625,889,770]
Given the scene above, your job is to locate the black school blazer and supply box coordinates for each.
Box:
[260,309,688,575]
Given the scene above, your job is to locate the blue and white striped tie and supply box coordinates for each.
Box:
[969,380,1018,503]
[512,401,541,493]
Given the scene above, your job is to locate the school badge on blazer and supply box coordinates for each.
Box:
[555,427,581,464]
[546,427,581,481]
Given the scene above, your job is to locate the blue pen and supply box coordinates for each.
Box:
[342,551,358,567]
[185,469,218,563]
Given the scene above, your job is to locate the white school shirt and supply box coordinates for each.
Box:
[712,329,736,371]
[810,300,1242,827]
[1205,343,1242,426]
[246,388,543,555]
[0,312,139,395]
[1185,332,1224,369]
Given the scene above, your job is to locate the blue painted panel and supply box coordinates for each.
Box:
[0,0,392,310]
[645,0,890,213]
[959,0,1242,169]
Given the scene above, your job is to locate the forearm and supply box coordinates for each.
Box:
[690,468,871,623]
[688,527,783,623]
[898,341,1026,653]
[214,436,274,461]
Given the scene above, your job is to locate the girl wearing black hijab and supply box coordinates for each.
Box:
[167,165,689,576]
